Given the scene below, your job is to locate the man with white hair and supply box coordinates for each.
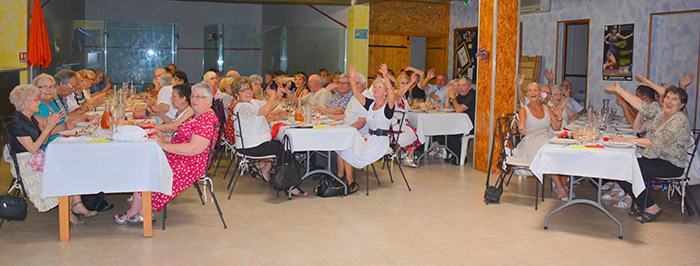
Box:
[145,73,176,124]
[286,74,331,108]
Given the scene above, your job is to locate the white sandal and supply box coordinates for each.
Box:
[602,188,625,200]
[613,195,632,209]
[403,157,418,168]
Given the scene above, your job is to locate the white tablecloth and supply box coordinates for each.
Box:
[407,112,474,143]
[529,143,644,197]
[281,125,368,158]
[42,130,173,198]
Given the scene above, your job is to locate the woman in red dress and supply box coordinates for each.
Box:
[115,82,217,224]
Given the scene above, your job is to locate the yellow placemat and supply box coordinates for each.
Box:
[313,126,329,129]
[87,139,110,143]
[570,145,597,150]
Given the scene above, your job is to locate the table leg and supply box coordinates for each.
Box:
[142,192,152,238]
[460,135,467,166]
[59,196,70,241]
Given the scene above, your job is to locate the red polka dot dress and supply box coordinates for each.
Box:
[151,110,217,211]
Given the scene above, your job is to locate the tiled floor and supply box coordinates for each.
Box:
[1,155,700,266]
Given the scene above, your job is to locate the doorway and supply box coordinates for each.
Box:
[556,19,590,106]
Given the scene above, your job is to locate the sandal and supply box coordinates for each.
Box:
[286,187,308,197]
[71,219,84,226]
[114,212,132,225]
[629,208,644,217]
[602,188,625,200]
[403,157,418,168]
[348,182,360,195]
[126,213,156,225]
[555,189,569,201]
[637,209,663,224]
[613,195,632,209]
[72,201,98,219]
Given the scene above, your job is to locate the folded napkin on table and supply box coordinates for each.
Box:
[270,122,286,139]
[60,136,90,142]
[570,145,603,149]
[313,125,329,129]
[87,139,110,143]
[112,125,147,141]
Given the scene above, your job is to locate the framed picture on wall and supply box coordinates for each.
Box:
[453,27,478,83]
[602,23,634,80]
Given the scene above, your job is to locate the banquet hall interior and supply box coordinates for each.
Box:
[1,0,700,265]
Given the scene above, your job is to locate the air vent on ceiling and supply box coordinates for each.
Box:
[521,0,551,14]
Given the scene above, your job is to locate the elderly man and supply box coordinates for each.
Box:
[314,74,352,115]
[226,70,240,79]
[440,77,476,165]
[54,70,104,117]
[418,69,448,105]
[560,80,585,114]
[286,74,330,108]
[167,64,177,73]
[144,73,176,124]
[152,67,167,93]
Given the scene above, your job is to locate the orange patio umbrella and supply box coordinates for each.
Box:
[27,0,52,68]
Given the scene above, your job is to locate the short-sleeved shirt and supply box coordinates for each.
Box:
[344,97,368,135]
[456,89,476,130]
[233,99,271,149]
[36,101,66,150]
[9,112,41,154]
[156,85,176,124]
[301,89,331,108]
[566,99,584,113]
[640,101,691,168]
[324,90,353,110]
[428,84,448,105]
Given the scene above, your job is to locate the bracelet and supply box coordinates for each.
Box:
[634,138,638,146]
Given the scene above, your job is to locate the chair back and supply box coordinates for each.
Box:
[389,110,407,153]
[684,129,700,185]
[231,112,249,156]
[205,116,222,172]
[1,116,27,197]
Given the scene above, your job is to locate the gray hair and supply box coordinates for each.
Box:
[551,84,562,92]
[458,76,472,84]
[158,73,174,87]
[9,84,40,112]
[249,74,262,84]
[54,69,77,86]
[338,74,350,80]
[192,82,214,98]
[203,71,218,82]
[32,73,55,86]
[355,72,367,86]
[309,74,323,84]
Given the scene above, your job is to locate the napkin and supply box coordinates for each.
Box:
[313,126,329,129]
[571,145,599,150]
[112,125,147,141]
[585,145,605,148]
[60,136,90,142]
[87,139,110,143]
[271,122,286,139]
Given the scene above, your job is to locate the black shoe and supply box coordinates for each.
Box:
[444,157,459,165]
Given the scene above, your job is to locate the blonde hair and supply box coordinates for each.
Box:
[9,84,40,111]
[32,73,55,87]
[219,77,234,94]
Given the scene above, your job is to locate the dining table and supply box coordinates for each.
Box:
[528,122,642,239]
[407,111,474,166]
[42,119,173,241]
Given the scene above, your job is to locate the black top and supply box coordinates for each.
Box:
[456,89,476,124]
[9,112,42,154]
[362,98,395,119]
[407,85,426,99]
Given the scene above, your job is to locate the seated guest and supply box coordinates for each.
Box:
[325,71,342,93]
[137,84,194,134]
[32,74,78,149]
[173,70,188,86]
[439,77,476,165]
[216,77,235,118]
[314,74,353,115]
[76,70,92,101]
[292,73,310,98]
[231,77,305,196]
[249,74,265,99]
[606,83,691,223]
[286,74,331,108]
[226,70,240,79]
[513,83,570,200]
[393,73,423,167]
[418,70,448,105]
[144,73,176,124]
[337,64,395,194]
[53,70,105,116]
[203,71,220,94]
[550,85,577,127]
[8,84,95,225]
[90,68,110,93]
[617,85,658,125]
[167,63,177,73]
[115,83,220,224]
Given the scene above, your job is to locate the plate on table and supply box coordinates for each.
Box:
[549,138,576,145]
[604,142,635,148]
[58,129,88,136]
[573,120,586,125]
[611,123,632,129]
[608,134,636,139]
[75,122,90,128]
[437,108,455,112]
[612,128,635,134]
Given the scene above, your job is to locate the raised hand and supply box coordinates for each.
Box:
[410,73,419,84]
[515,74,525,87]
[378,63,389,78]
[605,82,622,93]
[680,72,695,89]
[544,69,554,82]
[635,73,653,87]
[426,68,436,80]
[348,64,356,78]
[266,86,277,99]
[45,112,63,129]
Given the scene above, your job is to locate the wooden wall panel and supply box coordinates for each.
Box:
[368,34,411,78]
[426,37,447,78]
[369,1,449,36]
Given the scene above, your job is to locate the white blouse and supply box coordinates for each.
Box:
[232,99,271,149]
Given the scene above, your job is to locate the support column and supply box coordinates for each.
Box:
[0,0,29,83]
[347,2,369,75]
[474,0,519,173]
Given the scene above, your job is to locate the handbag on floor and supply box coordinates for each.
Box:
[0,194,28,221]
[270,135,302,189]
[314,175,345,197]
[81,192,114,212]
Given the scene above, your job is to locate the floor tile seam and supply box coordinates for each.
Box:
[219,214,264,266]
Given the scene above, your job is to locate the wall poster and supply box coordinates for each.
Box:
[603,23,634,81]
[453,27,478,83]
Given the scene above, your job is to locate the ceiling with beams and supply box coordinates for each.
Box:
[177,0,454,6]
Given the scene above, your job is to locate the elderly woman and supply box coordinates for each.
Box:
[32,74,78,149]
[250,74,264,99]
[216,77,235,116]
[605,82,690,223]
[115,82,219,224]
[549,85,577,127]
[393,73,422,167]
[203,71,220,94]
[337,64,396,194]
[137,84,193,134]
[514,83,570,200]
[231,77,304,196]
[293,73,309,98]
[6,85,96,225]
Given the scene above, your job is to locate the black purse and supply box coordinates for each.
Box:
[81,192,114,212]
[269,136,302,189]
[0,195,28,221]
[314,175,346,197]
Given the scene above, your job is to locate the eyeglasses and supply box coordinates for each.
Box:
[552,93,563,96]
[239,87,251,92]
[39,85,55,90]
[66,83,74,90]
[191,95,209,100]
[338,82,350,86]
[562,85,573,88]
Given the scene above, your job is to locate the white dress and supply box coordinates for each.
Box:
[393,98,420,148]
[513,105,552,158]
[338,101,391,168]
